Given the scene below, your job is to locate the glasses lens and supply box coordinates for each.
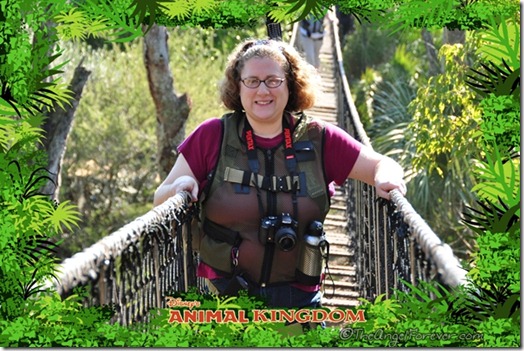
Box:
[266,78,283,88]
[242,78,260,88]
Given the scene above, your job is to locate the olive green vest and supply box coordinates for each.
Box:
[197,112,330,284]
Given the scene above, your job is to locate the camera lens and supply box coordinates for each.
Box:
[275,227,296,251]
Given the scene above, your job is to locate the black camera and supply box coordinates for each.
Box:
[260,213,299,251]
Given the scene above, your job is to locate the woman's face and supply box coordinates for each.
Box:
[239,56,289,127]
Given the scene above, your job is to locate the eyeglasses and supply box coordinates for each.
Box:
[240,77,286,89]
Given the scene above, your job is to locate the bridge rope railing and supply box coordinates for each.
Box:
[49,191,202,326]
[328,10,468,300]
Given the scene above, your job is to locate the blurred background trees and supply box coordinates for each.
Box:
[55,25,268,257]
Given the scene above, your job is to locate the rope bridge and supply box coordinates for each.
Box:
[50,13,467,326]
[328,15,467,297]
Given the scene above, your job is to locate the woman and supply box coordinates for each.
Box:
[154,38,406,309]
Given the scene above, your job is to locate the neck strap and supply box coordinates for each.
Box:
[242,114,297,174]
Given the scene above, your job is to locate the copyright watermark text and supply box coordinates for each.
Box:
[339,327,483,346]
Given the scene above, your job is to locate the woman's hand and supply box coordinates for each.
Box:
[374,158,406,200]
[171,175,199,202]
[153,154,199,206]
[348,146,406,201]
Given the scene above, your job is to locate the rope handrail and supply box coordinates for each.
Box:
[328,9,468,293]
[389,190,468,287]
[48,191,200,325]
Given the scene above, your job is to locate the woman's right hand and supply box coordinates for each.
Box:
[171,175,199,202]
[153,154,199,206]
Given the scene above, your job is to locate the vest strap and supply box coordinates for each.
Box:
[224,167,301,192]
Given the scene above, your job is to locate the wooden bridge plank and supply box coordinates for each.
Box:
[300,18,360,310]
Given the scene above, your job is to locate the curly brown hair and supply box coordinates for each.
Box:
[219,38,320,113]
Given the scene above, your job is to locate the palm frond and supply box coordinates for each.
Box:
[462,199,520,237]
[450,283,520,323]
[479,16,520,69]
[82,0,144,43]
[269,0,326,22]
[466,59,520,98]
[159,0,193,21]
[43,200,82,233]
[129,0,160,30]
[470,146,520,207]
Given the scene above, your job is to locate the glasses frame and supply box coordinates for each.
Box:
[240,77,286,89]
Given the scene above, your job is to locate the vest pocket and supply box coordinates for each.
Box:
[199,218,242,275]
[200,236,236,275]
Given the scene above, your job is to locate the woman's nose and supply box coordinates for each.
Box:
[256,82,271,93]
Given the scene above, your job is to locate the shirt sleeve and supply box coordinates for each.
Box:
[323,122,362,186]
[178,118,222,189]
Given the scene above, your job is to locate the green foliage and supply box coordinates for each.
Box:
[337,283,478,347]
[404,43,482,249]
[342,22,401,83]
[408,44,482,177]
[477,16,520,69]
[0,117,81,321]
[463,199,520,237]
[470,145,520,207]
[462,146,520,293]
[0,0,73,117]
[54,7,110,42]
[465,15,520,139]
[469,229,520,292]
[476,95,520,154]
[269,0,328,23]
[476,317,521,347]
[367,78,416,159]
[336,277,520,347]
[64,0,271,32]
[466,60,520,99]
[56,0,143,43]
[336,0,394,24]
[384,0,519,32]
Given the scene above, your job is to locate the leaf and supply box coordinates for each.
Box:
[159,0,193,20]
[128,0,160,32]
[192,0,216,16]
[269,0,325,23]
[471,145,520,207]
[479,16,520,69]
[0,98,19,117]
[466,60,520,98]
[54,8,89,41]
[43,200,82,233]
[82,0,145,43]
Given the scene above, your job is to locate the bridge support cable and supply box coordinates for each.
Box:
[328,8,468,300]
[47,192,201,325]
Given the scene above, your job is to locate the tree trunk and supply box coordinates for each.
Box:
[421,28,442,77]
[443,28,466,45]
[143,24,191,179]
[40,62,91,201]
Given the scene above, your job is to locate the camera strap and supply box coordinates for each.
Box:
[242,114,301,286]
[242,114,300,219]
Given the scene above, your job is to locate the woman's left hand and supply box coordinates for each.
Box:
[374,157,406,200]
